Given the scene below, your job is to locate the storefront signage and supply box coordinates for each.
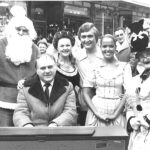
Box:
[119,10,132,15]
[64,5,89,17]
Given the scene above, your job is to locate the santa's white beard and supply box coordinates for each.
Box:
[5,34,33,66]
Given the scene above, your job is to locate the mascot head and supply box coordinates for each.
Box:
[128,19,149,53]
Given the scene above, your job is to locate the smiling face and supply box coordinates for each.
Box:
[36,55,57,83]
[115,29,125,44]
[101,36,116,61]
[15,26,29,36]
[80,28,97,51]
[57,38,72,57]
[38,43,47,54]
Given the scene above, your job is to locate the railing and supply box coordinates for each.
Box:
[0,126,128,150]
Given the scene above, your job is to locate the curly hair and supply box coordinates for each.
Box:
[52,30,75,50]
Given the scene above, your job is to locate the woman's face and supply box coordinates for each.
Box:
[101,37,116,61]
[57,38,72,57]
[136,51,150,74]
[138,52,150,64]
[38,43,47,54]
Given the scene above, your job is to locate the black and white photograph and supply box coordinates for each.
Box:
[0,0,150,150]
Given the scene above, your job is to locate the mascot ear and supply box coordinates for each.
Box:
[138,19,144,30]
[129,19,149,53]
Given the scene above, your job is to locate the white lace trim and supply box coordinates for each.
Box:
[57,67,78,77]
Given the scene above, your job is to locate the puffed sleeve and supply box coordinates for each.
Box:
[82,68,96,88]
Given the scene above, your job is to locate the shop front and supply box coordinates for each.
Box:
[63,3,91,35]
[93,3,118,36]
[28,1,63,39]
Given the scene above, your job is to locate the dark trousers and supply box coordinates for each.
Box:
[77,107,87,126]
[0,108,14,127]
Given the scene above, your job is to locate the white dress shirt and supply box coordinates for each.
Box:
[40,80,54,96]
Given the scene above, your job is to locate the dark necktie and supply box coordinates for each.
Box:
[44,82,51,101]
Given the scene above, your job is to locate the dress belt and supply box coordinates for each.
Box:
[0,81,17,88]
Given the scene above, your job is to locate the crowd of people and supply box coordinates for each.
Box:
[1,5,150,150]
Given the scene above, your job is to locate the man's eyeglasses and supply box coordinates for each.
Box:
[15,27,29,35]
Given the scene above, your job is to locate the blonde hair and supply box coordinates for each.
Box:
[100,34,116,46]
[77,22,99,42]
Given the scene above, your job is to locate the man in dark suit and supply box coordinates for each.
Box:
[114,27,131,62]
[13,54,77,127]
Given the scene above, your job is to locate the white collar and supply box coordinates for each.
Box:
[40,80,54,88]
[116,40,129,52]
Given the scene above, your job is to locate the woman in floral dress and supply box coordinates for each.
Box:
[83,34,132,127]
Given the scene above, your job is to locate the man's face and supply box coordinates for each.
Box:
[15,26,29,36]
[36,57,57,83]
[115,29,125,44]
[5,25,32,65]
[80,29,97,50]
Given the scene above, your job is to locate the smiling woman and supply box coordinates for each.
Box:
[100,34,116,62]
[82,34,132,127]
[52,30,80,89]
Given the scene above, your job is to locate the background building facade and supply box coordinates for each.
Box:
[0,1,150,38]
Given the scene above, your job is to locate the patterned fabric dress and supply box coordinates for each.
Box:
[126,74,150,150]
[83,59,132,127]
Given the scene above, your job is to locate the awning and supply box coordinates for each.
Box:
[122,0,150,8]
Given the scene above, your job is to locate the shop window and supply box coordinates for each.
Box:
[64,1,73,4]
[83,2,91,7]
[31,7,45,20]
[73,1,82,6]
[64,5,89,17]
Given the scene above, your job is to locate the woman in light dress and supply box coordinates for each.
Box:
[83,34,132,127]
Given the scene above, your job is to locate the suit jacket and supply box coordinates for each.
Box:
[116,40,131,62]
[13,73,77,127]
